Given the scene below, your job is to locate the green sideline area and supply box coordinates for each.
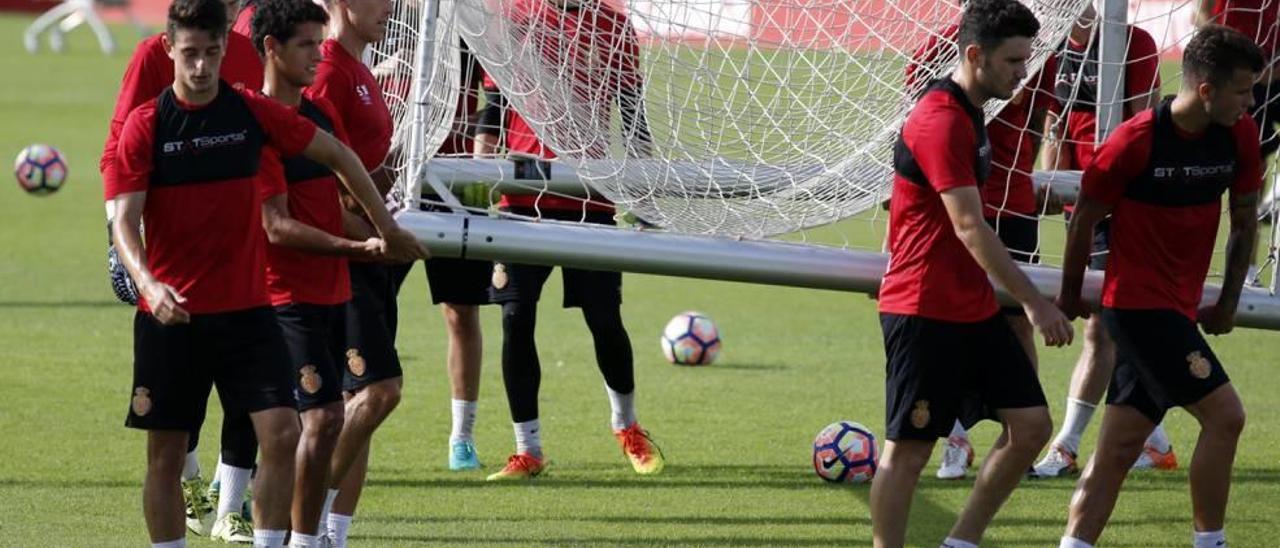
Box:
[1,16,1277,546]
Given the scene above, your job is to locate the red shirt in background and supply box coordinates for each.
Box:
[309,39,393,173]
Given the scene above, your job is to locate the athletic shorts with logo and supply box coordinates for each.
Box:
[880,312,1046,441]
[1102,308,1230,424]
[126,307,296,430]
[488,207,623,308]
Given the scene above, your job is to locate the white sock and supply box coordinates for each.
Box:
[288,532,320,548]
[514,419,543,457]
[941,537,978,548]
[182,450,200,481]
[1194,529,1226,548]
[1059,537,1093,548]
[327,514,352,548]
[152,539,186,548]
[1054,398,1097,454]
[450,399,478,443]
[210,457,223,487]
[1145,423,1173,453]
[606,384,636,431]
[318,488,339,533]
[949,420,967,440]
[252,529,287,548]
[217,462,253,519]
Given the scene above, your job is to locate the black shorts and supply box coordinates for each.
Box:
[412,199,494,306]
[880,312,1046,441]
[1102,308,1231,424]
[275,302,347,410]
[488,208,623,308]
[345,262,404,392]
[985,215,1039,265]
[126,307,296,431]
[986,215,1038,316]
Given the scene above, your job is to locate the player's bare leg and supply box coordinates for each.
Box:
[144,430,189,543]
[324,377,402,544]
[293,403,344,536]
[1183,383,1246,532]
[948,406,1051,543]
[1063,404,1153,544]
[248,406,301,532]
[444,304,483,470]
[1035,317,1113,478]
[870,439,934,548]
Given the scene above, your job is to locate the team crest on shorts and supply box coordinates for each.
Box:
[910,400,930,429]
[1187,351,1211,379]
[131,387,152,417]
[492,263,509,289]
[300,365,322,394]
[346,349,367,376]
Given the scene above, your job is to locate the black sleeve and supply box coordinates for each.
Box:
[618,83,653,158]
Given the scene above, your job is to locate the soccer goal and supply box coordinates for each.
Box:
[373,0,1280,329]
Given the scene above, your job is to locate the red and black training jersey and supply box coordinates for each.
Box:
[309,39,393,173]
[906,24,1058,217]
[262,96,353,307]
[880,78,999,323]
[1081,99,1262,319]
[111,82,318,315]
[101,32,264,199]
[483,0,643,213]
[1210,0,1280,58]
[1052,26,1161,169]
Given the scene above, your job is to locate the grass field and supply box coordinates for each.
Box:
[2,15,1279,546]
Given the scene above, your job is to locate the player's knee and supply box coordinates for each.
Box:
[146,433,188,476]
[364,381,402,417]
[257,420,301,457]
[1008,411,1052,453]
[1209,405,1246,439]
[443,304,481,335]
[304,406,345,443]
[883,440,933,472]
[1084,318,1113,351]
[501,301,537,338]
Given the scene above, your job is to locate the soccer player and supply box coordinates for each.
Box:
[871,0,1074,545]
[416,38,493,471]
[109,0,422,545]
[905,4,1061,481]
[473,0,662,481]
[307,0,417,543]
[99,0,265,537]
[250,0,419,545]
[1032,4,1175,478]
[1056,25,1262,548]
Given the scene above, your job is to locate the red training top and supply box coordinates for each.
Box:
[111,83,317,315]
[309,39,393,173]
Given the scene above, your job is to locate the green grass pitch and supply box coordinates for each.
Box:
[1,16,1278,546]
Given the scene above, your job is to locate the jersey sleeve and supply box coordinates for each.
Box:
[240,89,318,158]
[101,40,169,197]
[1231,115,1264,194]
[111,102,158,197]
[312,96,352,146]
[1079,114,1153,205]
[256,149,288,201]
[1125,28,1162,98]
[907,103,979,193]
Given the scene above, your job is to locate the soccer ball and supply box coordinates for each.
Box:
[813,421,878,484]
[13,144,67,195]
[660,311,721,365]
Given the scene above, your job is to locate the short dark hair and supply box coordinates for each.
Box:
[1183,24,1265,87]
[166,0,228,41]
[251,0,330,57]
[956,0,1040,53]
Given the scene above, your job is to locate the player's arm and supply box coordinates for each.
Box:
[1200,190,1260,334]
[474,85,505,156]
[1124,30,1163,118]
[113,191,189,325]
[1057,195,1110,319]
[940,187,1073,346]
[617,24,653,158]
[298,130,428,261]
[257,155,384,259]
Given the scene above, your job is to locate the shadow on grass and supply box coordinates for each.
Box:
[352,533,867,546]
[690,362,791,371]
[0,478,135,488]
[361,513,868,527]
